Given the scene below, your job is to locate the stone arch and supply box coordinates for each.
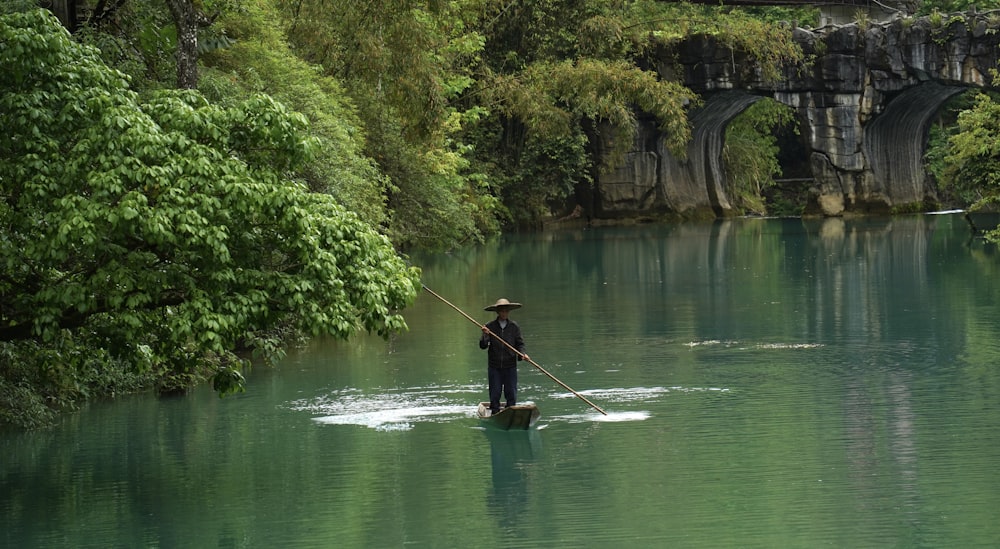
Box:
[660,91,763,216]
[862,82,966,209]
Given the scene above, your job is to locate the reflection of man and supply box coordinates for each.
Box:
[484,428,540,533]
[479,298,529,415]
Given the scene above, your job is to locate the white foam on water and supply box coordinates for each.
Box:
[752,342,824,350]
[287,383,481,431]
[684,339,824,351]
[547,386,729,403]
[540,386,729,424]
[592,410,651,422]
[685,339,732,347]
[312,404,473,432]
[551,410,651,423]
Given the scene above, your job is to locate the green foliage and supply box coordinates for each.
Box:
[70,0,178,90]
[723,99,798,215]
[487,58,697,160]
[935,91,1000,242]
[855,9,871,30]
[925,90,981,204]
[469,122,593,228]
[0,9,420,426]
[369,113,500,249]
[0,335,158,429]
[463,0,805,223]
[917,0,1000,15]
[198,1,390,229]
[706,11,807,84]
[0,1,35,15]
[929,10,945,28]
[623,1,810,78]
[211,365,246,398]
[469,54,698,223]
[277,0,498,248]
[933,92,1000,203]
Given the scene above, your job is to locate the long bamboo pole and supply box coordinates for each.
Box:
[422,284,607,415]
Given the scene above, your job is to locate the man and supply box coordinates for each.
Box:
[479,298,529,415]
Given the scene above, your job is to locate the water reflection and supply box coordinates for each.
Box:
[5,214,1000,548]
[483,428,543,534]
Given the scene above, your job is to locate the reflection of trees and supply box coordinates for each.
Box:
[484,428,542,536]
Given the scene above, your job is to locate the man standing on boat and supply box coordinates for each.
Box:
[480,298,529,416]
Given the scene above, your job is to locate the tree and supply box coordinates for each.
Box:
[163,0,212,88]
[197,0,391,229]
[723,99,797,215]
[937,91,1000,242]
[278,0,500,249]
[0,10,421,412]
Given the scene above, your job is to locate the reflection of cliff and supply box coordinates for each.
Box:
[843,369,920,520]
[484,428,542,533]
[803,216,939,350]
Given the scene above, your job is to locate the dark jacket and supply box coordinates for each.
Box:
[479,319,525,369]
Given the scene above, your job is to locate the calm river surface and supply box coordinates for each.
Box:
[4,213,1000,548]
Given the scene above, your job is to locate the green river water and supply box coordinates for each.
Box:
[3,213,1000,548]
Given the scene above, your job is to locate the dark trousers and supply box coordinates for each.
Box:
[488,366,517,412]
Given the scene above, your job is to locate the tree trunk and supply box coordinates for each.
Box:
[164,0,212,89]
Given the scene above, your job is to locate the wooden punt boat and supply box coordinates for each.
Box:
[476,402,540,430]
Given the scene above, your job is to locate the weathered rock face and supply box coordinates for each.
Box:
[592,117,664,215]
[593,13,1000,218]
